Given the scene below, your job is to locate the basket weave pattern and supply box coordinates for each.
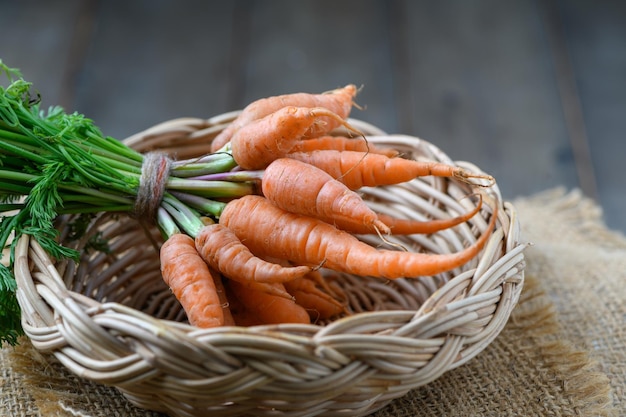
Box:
[15,114,526,417]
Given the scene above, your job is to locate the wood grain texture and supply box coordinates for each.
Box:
[396,0,579,199]
[554,0,626,233]
[0,0,624,232]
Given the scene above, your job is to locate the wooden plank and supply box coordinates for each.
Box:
[239,0,398,133]
[396,0,580,202]
[72,0,237,140]
[555,0,626,232]
[0,0,83,108]
[540,0,598,201]
[6,0,622,232]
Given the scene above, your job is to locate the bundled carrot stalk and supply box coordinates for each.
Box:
[0,59,498,343]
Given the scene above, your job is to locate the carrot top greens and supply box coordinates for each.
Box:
[0,61,256,346]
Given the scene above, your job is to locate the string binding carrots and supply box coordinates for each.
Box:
[155,84,500,329]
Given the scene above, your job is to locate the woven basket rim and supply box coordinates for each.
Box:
[13,113,527,417]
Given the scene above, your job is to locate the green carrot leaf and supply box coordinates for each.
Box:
[0,60,22,82]
[0,264,22,347]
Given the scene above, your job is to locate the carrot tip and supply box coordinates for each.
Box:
[374,224,410,252]
[454,170,496,187]
[373,219,392,236]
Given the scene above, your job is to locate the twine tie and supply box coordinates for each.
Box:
[135,152,173,220]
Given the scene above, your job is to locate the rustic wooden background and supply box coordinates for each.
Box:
[1,0,625,233]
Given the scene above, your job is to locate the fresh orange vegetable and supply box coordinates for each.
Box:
[261,157,390,235]
[231,279,295,300]
[284,270,346,321]
[333,194,484,235]
[222,281,265,326]
[209,269,236,326]
[211,84,358,152]
[230,106,360,170]
[227,280,311,325]
[289,135,399,157]
[286,150,495,190]
[220,195,497,279]
[195,223,311,284]
[160,233,224,328]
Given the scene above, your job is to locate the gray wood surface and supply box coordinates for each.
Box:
[1,0,624,233]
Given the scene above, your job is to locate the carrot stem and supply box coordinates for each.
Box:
[188,170,264,182]
[157,206,181,239]
[165,178,255,198]
[171,153,237,177]
[169,191,227,218]
[161,194,205,237]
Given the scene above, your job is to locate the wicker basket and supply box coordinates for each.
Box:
[14,113,526,417]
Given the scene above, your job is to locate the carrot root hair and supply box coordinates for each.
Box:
[452,169,496,187]
[308,107,364,139]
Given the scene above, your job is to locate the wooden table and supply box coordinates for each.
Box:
[1,0,625,233]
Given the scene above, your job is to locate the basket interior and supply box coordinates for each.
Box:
[52,178,493,327]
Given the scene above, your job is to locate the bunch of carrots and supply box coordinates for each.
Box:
[160,84,498,328]
[0,60,497,344]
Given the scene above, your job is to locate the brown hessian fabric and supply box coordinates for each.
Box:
[1,188,622,416]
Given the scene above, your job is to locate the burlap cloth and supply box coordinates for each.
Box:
[1,187,623,416]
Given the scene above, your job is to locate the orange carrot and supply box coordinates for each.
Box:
[209,269,236,326]
[284,271,346,321]
[230,279,294,300]
[230,106,361,170]
[286,150,495,190]
[160,233,224,328]
[227,280,311,325]
[211,84,358,152]
[261,157,390,235]
[195,223,311,284]
[220,195,497,279]
[332,194,484,235]
[222,281,265,326]
[290,135,399,157]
